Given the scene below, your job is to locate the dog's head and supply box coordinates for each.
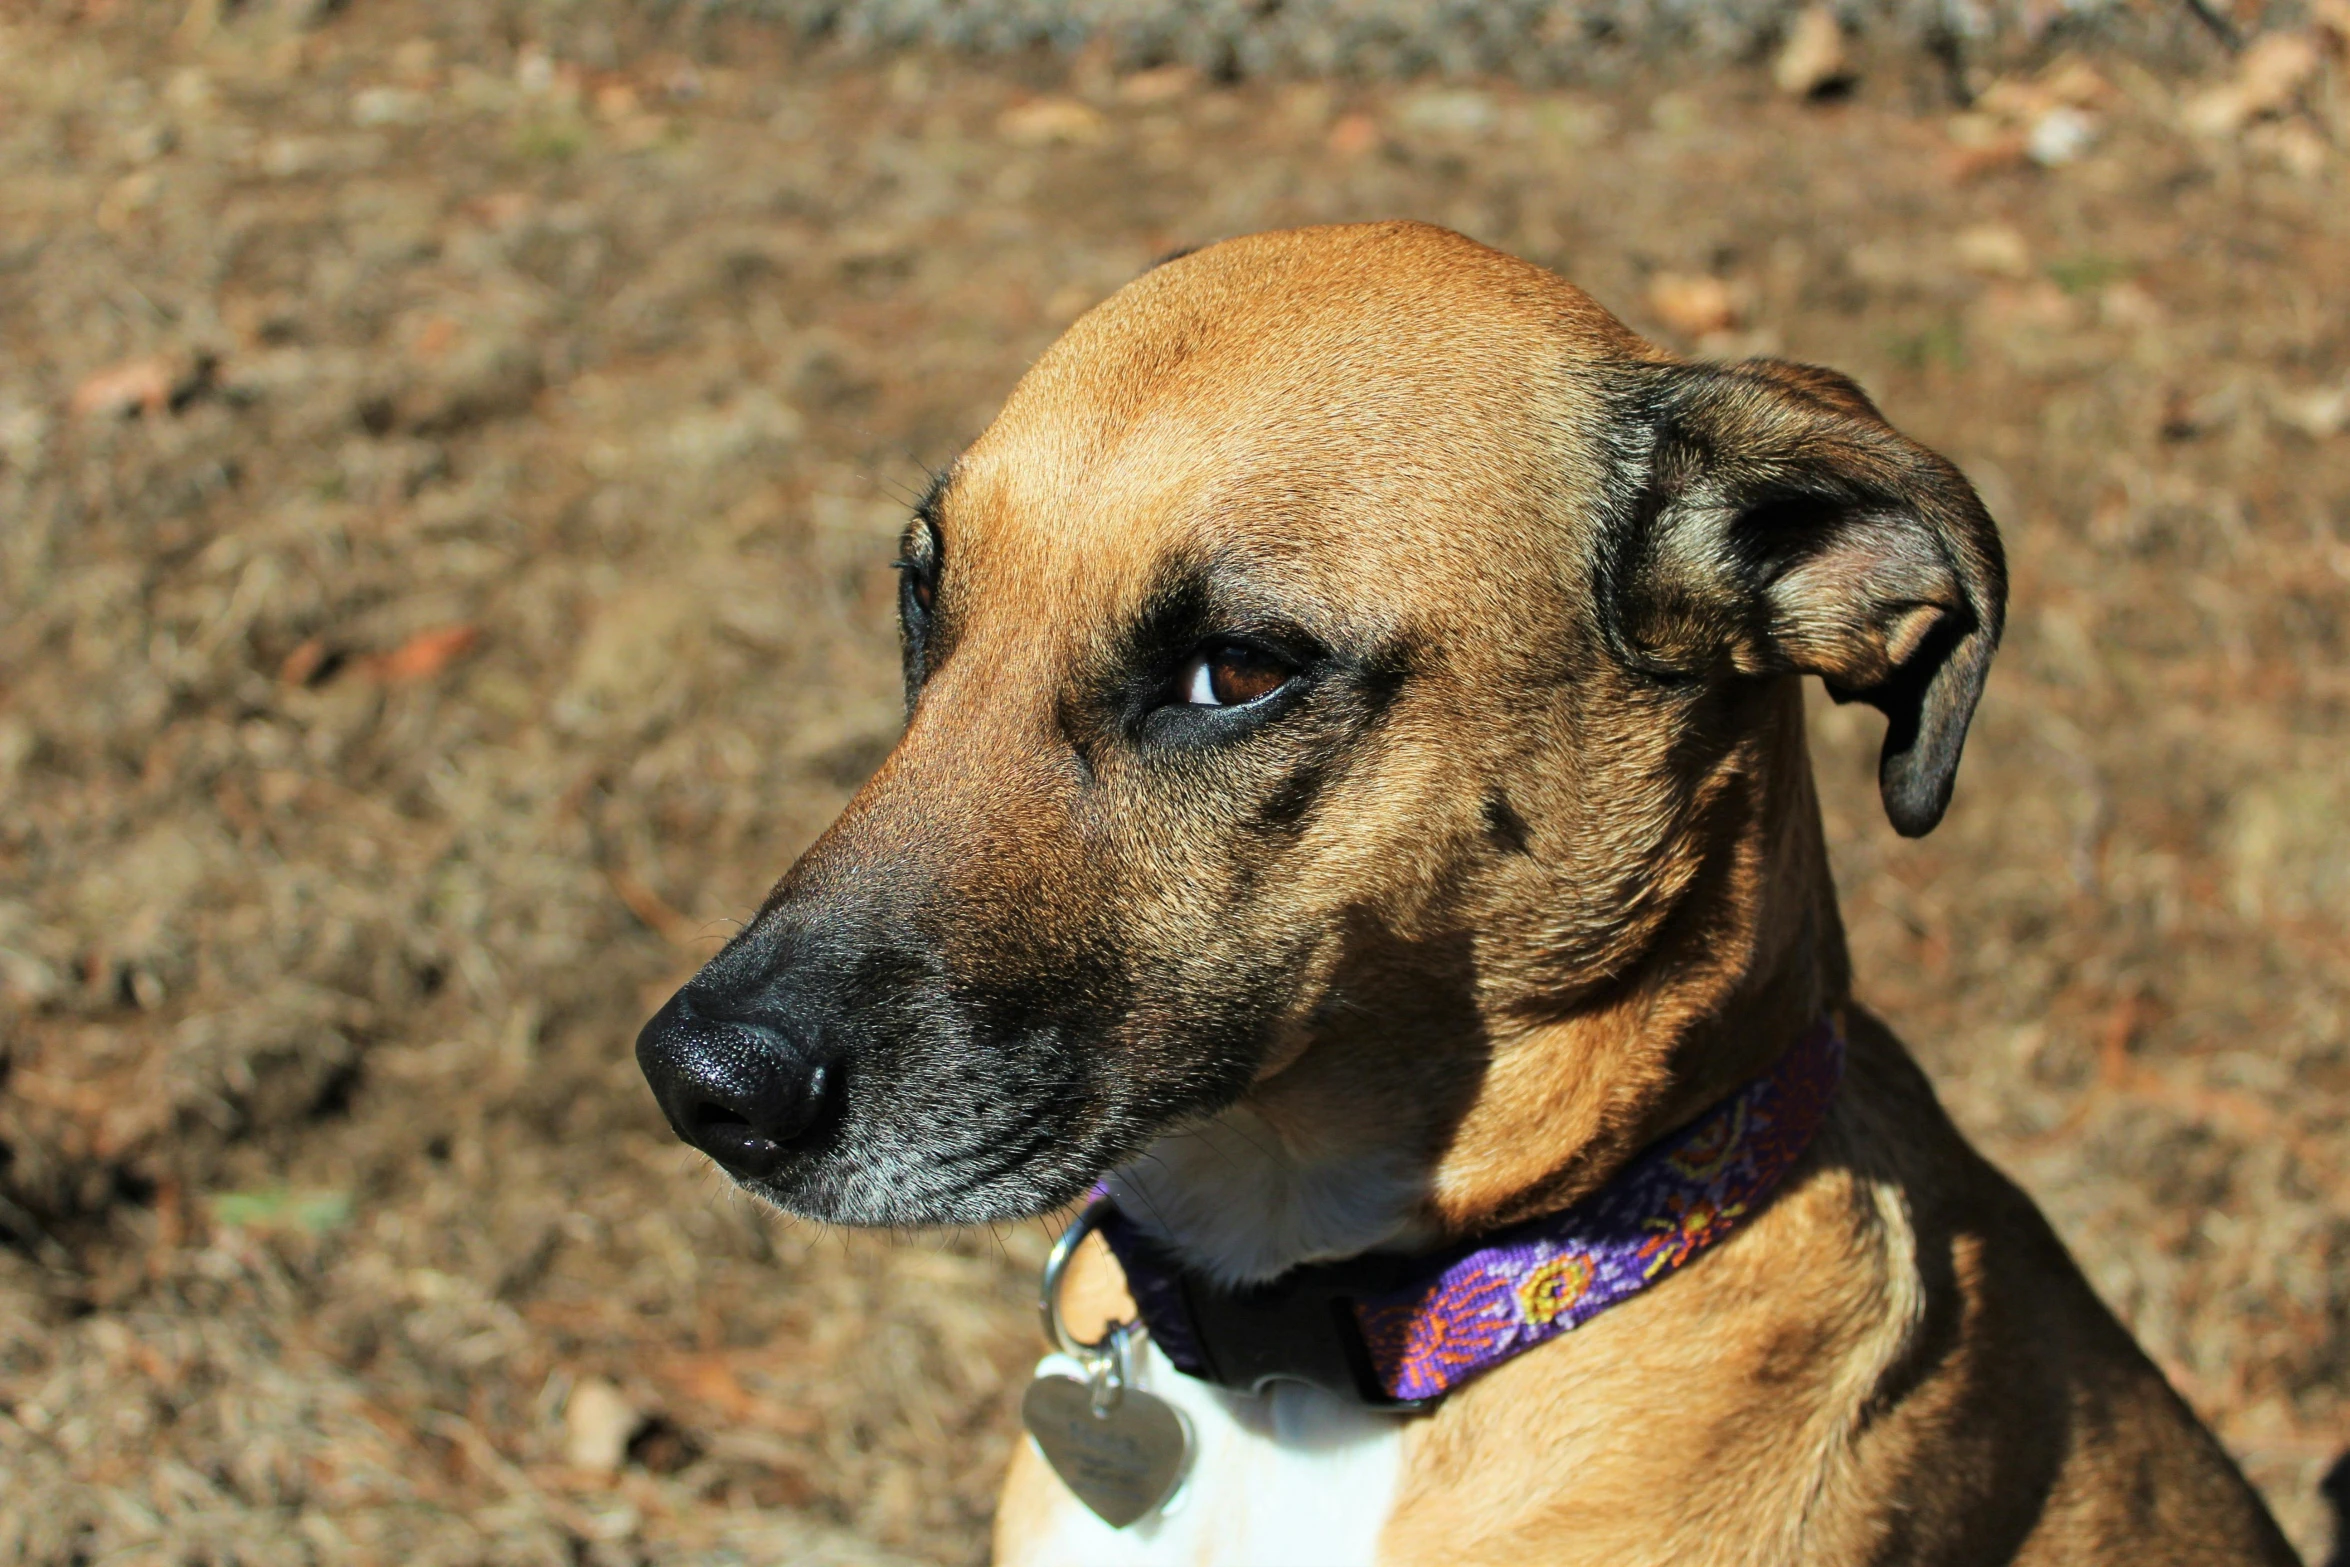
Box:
[636,223,2003,1260]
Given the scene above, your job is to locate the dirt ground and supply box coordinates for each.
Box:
[1,1,2346,1562]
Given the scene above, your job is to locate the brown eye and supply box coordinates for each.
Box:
[1180,644,1291,708]
[910,575,934,613]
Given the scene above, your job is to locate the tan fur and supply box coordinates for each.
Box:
[845,221,2290,1563]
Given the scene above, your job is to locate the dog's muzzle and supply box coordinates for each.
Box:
[635,990,837,1179]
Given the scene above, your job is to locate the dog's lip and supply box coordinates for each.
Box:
[902,1111,1109,1197]
[947,1118,1087,1178]
[725,1100,1107,1196]
[737,1138,1107,1226]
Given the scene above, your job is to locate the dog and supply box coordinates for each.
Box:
[635,222,2296,1565]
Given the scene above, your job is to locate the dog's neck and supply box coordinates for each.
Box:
[1112,681,1850,1287]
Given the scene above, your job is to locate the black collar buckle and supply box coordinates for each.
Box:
[1101,1215,1441,1414]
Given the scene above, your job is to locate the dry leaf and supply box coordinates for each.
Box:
[1945,134,2030,182]
[2246,118,2331,177]
[1954,224,2033,277]
[592,81,641,122]
[1326,113,1381,156]
[1773,6,1850,98]
[1117,65,1198,105]
[2037,61,2112,108]
[2098,281,2164,330]
[561,1379,640,1474]
[69,357,174,419]
[364,623,479,682]
[1647,273,1743,337]
[277,637,332,687]
[657,1352,820,1433]
[997,97,1106,147]
[2270,383,2350,439]
[2182,31,2324,137]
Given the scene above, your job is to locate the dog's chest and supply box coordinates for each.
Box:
[1008,1338,1405,1567]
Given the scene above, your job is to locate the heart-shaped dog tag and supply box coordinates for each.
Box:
[1021,1373,1191,1528]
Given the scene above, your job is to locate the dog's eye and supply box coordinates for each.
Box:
[895,560,934,615]
[1179,644,1291,708]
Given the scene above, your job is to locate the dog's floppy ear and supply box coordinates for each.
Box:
[1602,358,2007,837]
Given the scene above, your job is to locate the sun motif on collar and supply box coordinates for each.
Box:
[1666,1097,1750,1182]
[1515,1251,1598,1326]
[1636,1193,1750,1280]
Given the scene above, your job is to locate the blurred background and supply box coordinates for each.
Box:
[0,0,2345,1561]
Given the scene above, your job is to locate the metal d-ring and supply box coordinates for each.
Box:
[1039,1197,1140,1408]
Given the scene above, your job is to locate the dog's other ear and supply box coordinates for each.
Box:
[1603,358,2007,837]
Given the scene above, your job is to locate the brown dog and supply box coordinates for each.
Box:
[636,222,2296,1564]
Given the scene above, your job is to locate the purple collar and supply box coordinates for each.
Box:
[1094,1015,1846,1410]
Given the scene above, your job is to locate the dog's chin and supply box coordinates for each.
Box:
[728,1124,1117,1228]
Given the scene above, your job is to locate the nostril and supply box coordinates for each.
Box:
[684,1096,790,1179]
[688,1101,754,1134]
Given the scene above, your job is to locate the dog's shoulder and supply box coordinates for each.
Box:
[1810,1009,2298,1565]
[1368,1012,2296,1565]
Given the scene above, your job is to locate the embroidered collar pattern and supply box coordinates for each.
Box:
[1097,1015,1846,1406]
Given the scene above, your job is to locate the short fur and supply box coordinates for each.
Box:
[642,223,2293,1564]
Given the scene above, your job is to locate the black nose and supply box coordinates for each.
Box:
[635,992,834,1179]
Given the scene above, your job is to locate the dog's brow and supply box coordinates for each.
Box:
[1125,551,1299,651]
[1116,554,1220,666]
[912,464,956,531]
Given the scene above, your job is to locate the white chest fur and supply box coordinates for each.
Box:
[1006,1338,1406,1567]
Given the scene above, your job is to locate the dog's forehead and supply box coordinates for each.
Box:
[940,223,1644,599]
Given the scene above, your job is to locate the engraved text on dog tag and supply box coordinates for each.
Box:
[1021,1373,1191,1528]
